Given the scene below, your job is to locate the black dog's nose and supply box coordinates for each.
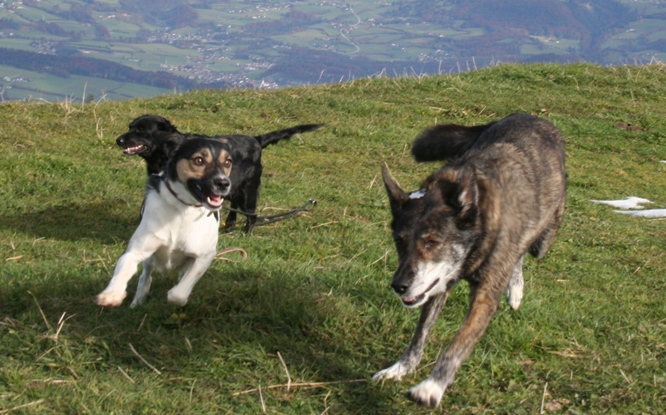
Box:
[116,136,125,145]
[391,283,409,294]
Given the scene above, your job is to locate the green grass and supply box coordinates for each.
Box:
[1,63,666,414]
[0,64,172,102]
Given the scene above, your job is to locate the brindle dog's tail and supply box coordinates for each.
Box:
[411,122,496,162]
[254,124,324,148]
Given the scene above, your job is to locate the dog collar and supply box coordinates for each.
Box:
[164,179,219,219]
[165,179,202,208]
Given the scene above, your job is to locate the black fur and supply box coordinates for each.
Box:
[117,115,199,175]
[411,123,495,162]
[116,114,324,233]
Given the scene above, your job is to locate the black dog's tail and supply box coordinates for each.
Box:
[411,122,495,162]
[254,124,324,148]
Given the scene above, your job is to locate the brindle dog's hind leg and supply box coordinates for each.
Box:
[529,196,565,259]
[505,255,524,311]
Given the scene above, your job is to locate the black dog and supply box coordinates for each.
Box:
[116,114,323,233]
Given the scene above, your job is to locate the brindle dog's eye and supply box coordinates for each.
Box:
[193,157,204,166]
[423,239,440,250]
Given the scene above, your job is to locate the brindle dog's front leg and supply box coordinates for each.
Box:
[408,282,502,406]
[373,292,449,381]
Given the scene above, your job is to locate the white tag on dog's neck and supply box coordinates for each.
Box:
[409,189,426,200]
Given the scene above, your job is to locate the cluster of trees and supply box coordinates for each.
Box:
[0,18,20,31]
[22,1,111,40]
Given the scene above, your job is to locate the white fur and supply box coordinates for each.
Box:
[372,360,411,381]
[506,280,524,311]
[505,256,524,311]
[97,179,220,307]
[409,189,426,200]
[402,254,463,307]
[409,378,446,407]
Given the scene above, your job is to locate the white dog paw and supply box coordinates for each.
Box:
[408,378,446,407]
[96,291,127,307]
[167,289,189,306]
[372,361,410,382]
[506,283,523,311]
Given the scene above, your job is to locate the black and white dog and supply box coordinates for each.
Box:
[97,136,235,308]
[116,114,323,233]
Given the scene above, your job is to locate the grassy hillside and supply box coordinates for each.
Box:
[0,63,665,414]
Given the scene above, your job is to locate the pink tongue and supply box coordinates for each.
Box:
[207,195,223,207]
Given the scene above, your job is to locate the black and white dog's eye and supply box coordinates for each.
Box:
[193,157,204,166]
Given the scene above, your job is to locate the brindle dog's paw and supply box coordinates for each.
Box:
[408,378,446,407]
[372,360,411,382]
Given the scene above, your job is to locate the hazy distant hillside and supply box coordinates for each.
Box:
[0,0,662,101]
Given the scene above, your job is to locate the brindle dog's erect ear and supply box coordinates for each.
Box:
[440,167,478,228]
[382,166,409,215]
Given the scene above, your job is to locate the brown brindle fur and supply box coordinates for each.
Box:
[374,113,566,407]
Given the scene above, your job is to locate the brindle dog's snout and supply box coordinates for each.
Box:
[392,281,409,294]
[391,262,413,294]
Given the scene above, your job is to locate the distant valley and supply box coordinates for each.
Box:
[0,0,663,101]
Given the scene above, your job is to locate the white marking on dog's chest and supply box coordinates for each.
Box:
[140,189,219,263]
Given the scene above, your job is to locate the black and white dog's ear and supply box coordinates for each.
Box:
[382,166,409,215]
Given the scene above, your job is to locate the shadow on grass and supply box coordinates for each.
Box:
[0,199,138,244]
[0,265,405,414]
